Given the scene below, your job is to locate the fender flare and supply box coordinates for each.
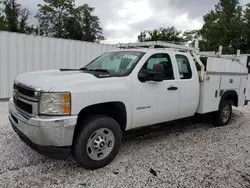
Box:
[219,90,238,109]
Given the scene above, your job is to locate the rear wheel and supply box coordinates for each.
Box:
[214,100,232,126]
[73,115,122,169]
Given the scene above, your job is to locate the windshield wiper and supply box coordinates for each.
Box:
[60,68,83,71]
[80,68,110,74]
[80,67,88,71]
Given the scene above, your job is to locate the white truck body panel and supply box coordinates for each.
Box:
[196,74,247,114]
[244,56,250,101]
[15,69,134,130]
[131,51,180,127]
[131,50,199,128]
[197,74,221,114]
[206,57,247,73]
[175,52,200,119]
[196,56,248,114]
[200,52,250,101]
[220,76,241,90]
[239,76,248,106]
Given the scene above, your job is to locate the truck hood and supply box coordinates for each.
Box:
[15,69,98,91]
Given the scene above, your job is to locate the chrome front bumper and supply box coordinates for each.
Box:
[8,98,77,147]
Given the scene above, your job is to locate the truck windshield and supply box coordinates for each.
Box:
[82,51,146,77]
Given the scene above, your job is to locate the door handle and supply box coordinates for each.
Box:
[167,86,178,91]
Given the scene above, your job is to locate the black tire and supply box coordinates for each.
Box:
[73,115,122,170]
[214,100,232,126]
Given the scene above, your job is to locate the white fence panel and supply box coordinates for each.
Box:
[0,31,117,98]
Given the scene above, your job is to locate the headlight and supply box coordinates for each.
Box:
[39,92,71,115]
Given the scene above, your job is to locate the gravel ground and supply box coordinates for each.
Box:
[0,102,250,188]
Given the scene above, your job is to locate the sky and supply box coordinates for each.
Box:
[19,0,249,44]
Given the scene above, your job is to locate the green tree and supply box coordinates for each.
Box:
[64,4,104,42]
[19,7,30,33]
[75,4,104,42]
[64,15,83,40]
[0,12,6,30]
[0,0,32,33]
[3,0,20,32]
[181,30,208,51]
[200,0,245,53]
[138,27,184,42]
[242,3,250,53]
[138,31,147,42]
[36,0,75,38]
[182,30,200,42]
[36,1,104,42]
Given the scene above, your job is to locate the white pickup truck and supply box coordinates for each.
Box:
[8,41,249,169]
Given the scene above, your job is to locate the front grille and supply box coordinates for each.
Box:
[14,84,35,98]
[14,98,33,114]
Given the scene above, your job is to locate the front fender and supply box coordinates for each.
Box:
[52,77,133,130]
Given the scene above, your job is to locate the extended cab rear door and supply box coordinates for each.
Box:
[131,52,180,128]
[172,52,200,118]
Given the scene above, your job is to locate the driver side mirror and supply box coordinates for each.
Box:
[138,63,165,82]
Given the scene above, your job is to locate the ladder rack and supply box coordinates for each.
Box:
[118,41,205,82]
[117,41,245,82]
[118,41,195,51]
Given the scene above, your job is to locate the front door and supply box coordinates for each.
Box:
[132,53,179,128]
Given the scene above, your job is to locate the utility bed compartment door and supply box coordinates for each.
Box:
[219,76,241,90]
[196,75,221,114]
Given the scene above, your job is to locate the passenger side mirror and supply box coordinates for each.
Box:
[138,63,164,82]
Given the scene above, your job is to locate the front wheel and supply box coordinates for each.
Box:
[214,100,232,126]
[73,115,122,170]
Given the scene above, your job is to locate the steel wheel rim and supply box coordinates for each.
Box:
[222,105,230,123]
[86,128,115,161]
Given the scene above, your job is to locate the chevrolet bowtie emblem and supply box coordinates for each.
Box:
[13,89,19,99]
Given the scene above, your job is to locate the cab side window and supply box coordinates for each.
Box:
[141,53,174,80]
[175,54,192,79]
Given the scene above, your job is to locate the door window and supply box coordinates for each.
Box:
[141,53,174,80]
[175,54,192,79]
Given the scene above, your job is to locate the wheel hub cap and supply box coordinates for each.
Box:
[93,136,106,150]
[86,128,115,161]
